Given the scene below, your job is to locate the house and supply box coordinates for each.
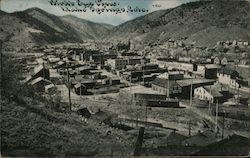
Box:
[32,65,50,80]
[29,77,52,92]
[217,69,240,88]
[221,57,228,65]
[194,84,229,103]
[182,130,217,147]
[74,83,87,95]
[240,59,250,65]
[214,57,220,65]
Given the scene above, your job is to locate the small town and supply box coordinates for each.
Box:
[2,38,250,156]
[1,0,250,157]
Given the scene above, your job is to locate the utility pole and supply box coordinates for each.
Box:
[0,41,3,92]
[222,110,225,139]
[145,102,147,124]
[167,78,170,98]
[237,77,240,104]
[188,119,191,137]
[208,85,211,114]
[67,63,72,111]
[190,78,193,106]
[215,100,219,136]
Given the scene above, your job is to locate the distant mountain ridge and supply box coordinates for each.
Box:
[105,0,250,47]
[0,7,113,48]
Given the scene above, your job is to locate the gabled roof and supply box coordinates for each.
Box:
[29,77,51,85]
[74,83,86,89]
[218,68,239,76]
[45,84,56,90]
[34,65,44,74]
[204,85,223,98]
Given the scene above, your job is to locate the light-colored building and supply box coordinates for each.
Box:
[194,85,226,103]
[152,78,182,97]
[217,69,240,88]
[107,58,128,70]
[221,57,228,65]
[214,57,220,65]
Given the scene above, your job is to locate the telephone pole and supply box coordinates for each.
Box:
[188,119,191,137]
[208,85,211,114]
[67,63,72,111]
[222,111,225,139]
[215,100,219,136]
[190,79,193,106]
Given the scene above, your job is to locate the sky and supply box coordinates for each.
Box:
[1,0,196,25]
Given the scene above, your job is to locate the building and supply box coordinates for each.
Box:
[74,83,87,95]
[29,77,52,91]
[194,84,229,103]
[204,64,221,79]
[221,57,228,65]
[107,58,128,70]
[176,79,215,99]
[217,69,240,88]
[119,85,166,105]
[152,78,182,98]
[157,71,184,80]
[214,57,220,64]
[32,64,50,80]
[152,77,215,99]
[107,57,150,70]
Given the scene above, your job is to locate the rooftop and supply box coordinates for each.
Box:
[203,84,227,97]
[218,68,239,76]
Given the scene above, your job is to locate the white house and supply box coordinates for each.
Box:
[194,85,224,103]
[217,69,240,88]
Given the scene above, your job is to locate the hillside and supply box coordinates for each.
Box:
[105,0,250,47]
[0,8,113,49]
[60,15,113,40]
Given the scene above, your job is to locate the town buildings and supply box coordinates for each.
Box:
[217,69,240,88]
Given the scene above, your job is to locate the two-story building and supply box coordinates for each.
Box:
[217,69,240,88]
[194,84,229,103]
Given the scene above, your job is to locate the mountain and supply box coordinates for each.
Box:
[0,8,113,48]
[105,0,250,47]
[60,15,113,40]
